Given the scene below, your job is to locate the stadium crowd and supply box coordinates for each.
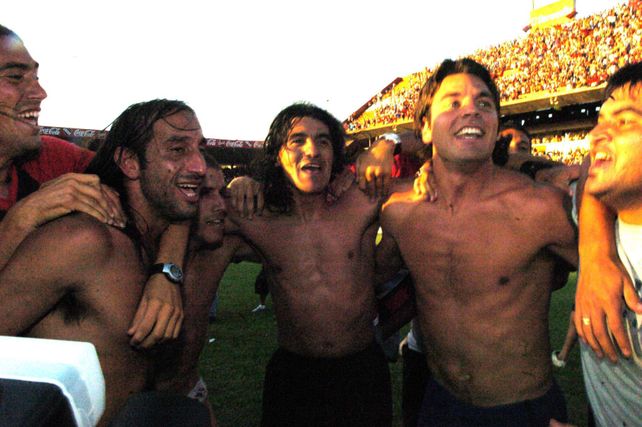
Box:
[345,1,642,138]
[531,130,590,164]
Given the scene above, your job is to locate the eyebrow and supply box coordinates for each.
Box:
[439,90,493,100]
[600,105,642,120]
[165,135,192,144]
[0,61,38,72]
[288,131,331,139]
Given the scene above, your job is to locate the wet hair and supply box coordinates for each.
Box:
[256,102,346,214]
[414,58,500,138]
[85,99,195,245]
[86,99,195,196]
[0,25,19,40]
[605,61,642,99]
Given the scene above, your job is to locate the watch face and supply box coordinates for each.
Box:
[169,264,183,280]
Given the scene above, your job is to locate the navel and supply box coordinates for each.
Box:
[498,276,510,286]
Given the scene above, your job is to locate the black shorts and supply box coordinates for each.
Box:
[254,268,269,296]
[261,342,392,427]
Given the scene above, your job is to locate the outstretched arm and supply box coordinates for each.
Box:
[128,222,190,349]
[0,173,125,269]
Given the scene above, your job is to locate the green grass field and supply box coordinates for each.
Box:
[202,263,587,427]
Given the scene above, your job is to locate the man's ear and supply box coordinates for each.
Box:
[421,117,432,146]
[114,147,140,179]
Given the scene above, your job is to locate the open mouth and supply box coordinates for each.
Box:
[177,183,201,202]
[301,163,322,173]
[455,126,485,139]
[204,218,224,226]
[1,108,40,128]
[589,151,613,175]
[592,151,612,166]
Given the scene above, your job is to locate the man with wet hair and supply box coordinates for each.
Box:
[0,98,207,425]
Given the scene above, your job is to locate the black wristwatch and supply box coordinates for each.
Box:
[149,263,184,285]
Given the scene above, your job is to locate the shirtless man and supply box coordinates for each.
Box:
[0,24,185,348]
[154,151,256,425]
[230,103,391,427]
[0,99,206,425]
[376,58,577,426]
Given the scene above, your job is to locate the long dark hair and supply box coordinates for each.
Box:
[255,103,346,214]
[85,99,194,242]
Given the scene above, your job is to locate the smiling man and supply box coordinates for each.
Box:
[376,58,578,426]
[576,61,642,427]
[0,24,188,349]
[229,103,392,427]
[0,99,206,425]
[154,151,257,426]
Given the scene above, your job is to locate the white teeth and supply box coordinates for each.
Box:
[179,184,198,189]
[594,152,610,161]
[302,164,321,170]
[17,111,39,119]
[456,127,483,137]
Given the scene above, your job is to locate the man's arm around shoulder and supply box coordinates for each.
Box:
[531,183,578,268]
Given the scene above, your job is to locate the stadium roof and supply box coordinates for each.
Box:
[345,83,605,142]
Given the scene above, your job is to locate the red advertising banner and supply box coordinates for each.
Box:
[204,139,264,149]
[40,127,264,150]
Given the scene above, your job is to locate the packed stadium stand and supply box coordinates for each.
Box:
[42,1,641,169]
[343,0,641,164]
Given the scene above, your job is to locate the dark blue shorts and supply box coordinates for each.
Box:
[417,377,567,427]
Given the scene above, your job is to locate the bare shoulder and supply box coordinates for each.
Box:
[29,213,119,262]
[496,168,566,205]
[383,179,422,208]
[495,168,572,230]
[389,178,414,195]
[333,182,382,212]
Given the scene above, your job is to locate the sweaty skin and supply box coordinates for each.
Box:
[0,107,207,425]
[379,170,576,406]
[377,72,577,407]
[228,115,386,358]
[232,183,380,357]
[0,214,151,425]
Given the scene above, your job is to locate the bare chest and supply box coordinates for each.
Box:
[392,202,548,295]
[242,213,375,275]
